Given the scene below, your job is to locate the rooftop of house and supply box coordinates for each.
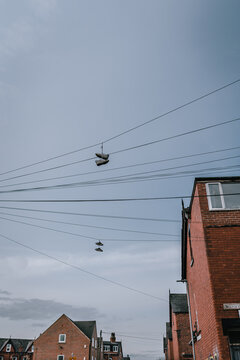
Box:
[72,320,96,339]
[170,293,188,314]
[166,322,172,341]
[0,338,33,352]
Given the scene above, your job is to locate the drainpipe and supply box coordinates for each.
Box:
[185,280,196,360]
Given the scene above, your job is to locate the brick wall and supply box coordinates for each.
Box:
[172,312,192,359]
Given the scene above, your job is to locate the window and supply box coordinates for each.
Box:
[59,334,66,343]
[6,344,11,352]
[57,356,64,360]
[22,357,27,360]
[12,357,17,360]
[31,345,34,353]
[113,346,118,352]
[104,345,110,352]
[206,182,240,210]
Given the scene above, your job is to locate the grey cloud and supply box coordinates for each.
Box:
[0,298,102,321]
[0,289,11,295]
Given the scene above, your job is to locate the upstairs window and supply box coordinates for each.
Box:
[113,346,118,352]
[59,334,66,343]
[104,345,110,352]
[6,344,11,352]
[206,182,240,210]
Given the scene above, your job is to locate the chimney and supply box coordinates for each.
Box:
[110,332,116,342]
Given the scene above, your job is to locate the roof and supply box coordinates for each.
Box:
[166,322,172,341]
[103,341,122,346]
[163,337,167,351]
[0,338,33,352]
[72,320,96,339]
[170,293,188,313]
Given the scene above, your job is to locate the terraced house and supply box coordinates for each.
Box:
[0,338,34,360]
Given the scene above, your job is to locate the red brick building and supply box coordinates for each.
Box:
[0,338,34,360]
[33,314,101,360]
[103,333,123,360]
[181,177,240,360]
[163,294,192,360]
[164,322,173,360]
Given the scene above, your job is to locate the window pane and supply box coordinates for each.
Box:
[208,184,222,209]
[222,183,240,209]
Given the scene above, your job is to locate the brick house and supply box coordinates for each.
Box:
[163,294,192,360]
[181,177,240,360]
[164,322,173,360]
[103,333,123,360]
[0,338,34,360]
[33,314,101,360]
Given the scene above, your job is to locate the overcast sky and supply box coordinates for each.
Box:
[0,1,240,359]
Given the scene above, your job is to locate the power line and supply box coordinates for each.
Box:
[104,78,240,142]
[110,117,240,155]
[1,192,240,203]
[0,155,238,194]
[0,211,179,237]
[0,215,179,242]
[0,206,181,222]
[1,117,240,186]
[1,77,239,178]
[0,144,100,177]
[102,331,160,341]
[0,232,168,302]
[1,145,239,189]
[0,156,96,184]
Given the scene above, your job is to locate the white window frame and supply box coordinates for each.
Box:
[113,346,118,352]
[57,356,64,360]
[58,334,66,343]
[206,183,225,210]
[104,345,110,352]
[6,344,11,352]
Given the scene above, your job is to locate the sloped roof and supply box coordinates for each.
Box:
[170,293,188,313]
[73,321,96,339]
[163,337,167,351]
[166,322,172,340]
[0,338,33,352]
